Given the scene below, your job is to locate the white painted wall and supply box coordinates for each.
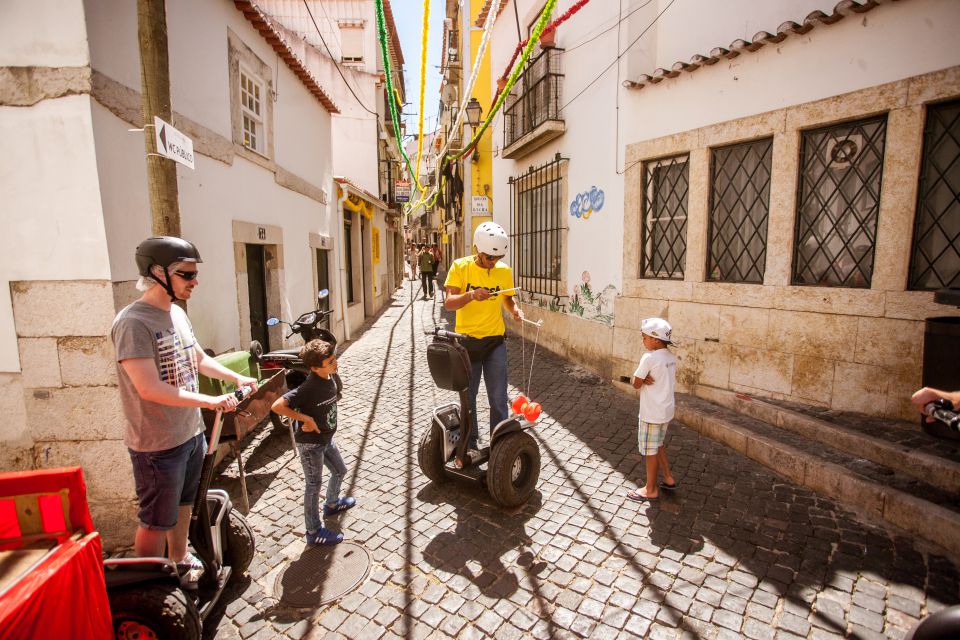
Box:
[490,0,960,309]
[82,0,334,354]
[0,0,90,67]
[0,96,111,371]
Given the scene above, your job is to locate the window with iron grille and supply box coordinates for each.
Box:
[707,138,772,283]
[909,99,960,290]
[509,154,566,297]
[503,48,563,149]
[792,116,887,287]
[641,155,689,279]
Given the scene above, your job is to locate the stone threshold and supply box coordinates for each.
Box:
[674,392,960,562]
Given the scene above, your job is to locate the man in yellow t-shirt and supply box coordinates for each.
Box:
[444,222,524,449]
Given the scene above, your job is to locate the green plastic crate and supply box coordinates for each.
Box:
[198,351,265,396]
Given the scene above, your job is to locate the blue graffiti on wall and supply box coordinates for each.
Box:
[569,186,604,219]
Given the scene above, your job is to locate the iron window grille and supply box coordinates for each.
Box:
[509,153,566,298]
[641,155,689,279]
[707,138,773,283]
[792,116,887,287]
[503,48,564,149]
[909,99,960,290]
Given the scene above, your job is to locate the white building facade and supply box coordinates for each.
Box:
[0,0,340,546]
[489,0,960,420]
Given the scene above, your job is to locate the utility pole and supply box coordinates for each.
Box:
[138,0,180,237]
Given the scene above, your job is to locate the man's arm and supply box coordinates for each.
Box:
[196,346,258,391]
[912,387,960,410]
[502,294,523,322]
[120,358,238,411]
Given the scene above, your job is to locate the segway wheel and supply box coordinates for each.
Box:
[110,583,201,640]
[487,431,540,508]
[222,510,256,579]
[418,423,448,484]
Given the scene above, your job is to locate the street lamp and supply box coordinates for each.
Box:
[465,97,482,128]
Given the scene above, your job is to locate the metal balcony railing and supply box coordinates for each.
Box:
[503,48,564,150]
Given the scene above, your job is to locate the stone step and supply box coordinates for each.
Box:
[692,385,960,495]
[675,392,960,561]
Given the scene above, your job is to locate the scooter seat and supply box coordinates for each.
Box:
[265,348,301,357]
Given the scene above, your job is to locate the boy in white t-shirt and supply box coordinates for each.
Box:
[627,318,678,502]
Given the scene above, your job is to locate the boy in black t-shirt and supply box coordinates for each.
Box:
[271,340,355,545]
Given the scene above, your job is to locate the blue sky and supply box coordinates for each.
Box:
[391,0,445,136]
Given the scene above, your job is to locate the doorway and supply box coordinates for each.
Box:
[316,248,331,330]
[246,243,270,351]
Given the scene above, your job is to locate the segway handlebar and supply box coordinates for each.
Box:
[425,327,467,341]
[924,399,960,432]
[207,387,254,454]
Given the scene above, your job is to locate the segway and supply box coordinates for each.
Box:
[417,326,542,507]
[104,387,257,639]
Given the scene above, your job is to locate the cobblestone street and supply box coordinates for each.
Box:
[208,282,960,639]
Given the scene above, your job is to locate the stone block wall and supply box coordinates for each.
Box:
[8,279,137,548]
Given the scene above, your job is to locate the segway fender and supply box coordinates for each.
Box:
[490,417,525,443]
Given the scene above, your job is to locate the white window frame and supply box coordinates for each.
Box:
[338,23,364,64]
[239,64,266,155]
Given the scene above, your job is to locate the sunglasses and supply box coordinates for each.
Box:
[479,253,504,262]
[172,270,199,281]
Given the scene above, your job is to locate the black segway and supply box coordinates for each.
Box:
[418,327,541,507]
[104,388,257,639]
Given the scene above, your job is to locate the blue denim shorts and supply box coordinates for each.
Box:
[129,433,206,531]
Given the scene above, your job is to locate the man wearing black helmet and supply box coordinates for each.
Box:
[112,236,258,574]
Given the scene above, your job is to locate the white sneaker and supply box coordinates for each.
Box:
[176,551,205,585]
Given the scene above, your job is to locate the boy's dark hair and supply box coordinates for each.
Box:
[300,339,335,368]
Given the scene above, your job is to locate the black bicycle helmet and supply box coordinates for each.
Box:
[135,236,202,301]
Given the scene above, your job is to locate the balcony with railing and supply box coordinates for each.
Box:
[502,47,564,159]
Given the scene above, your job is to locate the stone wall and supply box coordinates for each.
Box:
[516,67,960,422]
[10,279,137,548]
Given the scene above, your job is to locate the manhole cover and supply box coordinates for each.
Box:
[274,542,371,608]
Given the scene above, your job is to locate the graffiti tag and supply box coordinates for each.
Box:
[569,186,604,220]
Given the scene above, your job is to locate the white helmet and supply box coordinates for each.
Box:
[473,222,509,256]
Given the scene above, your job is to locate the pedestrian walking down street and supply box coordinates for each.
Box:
[418,244,435,298]
[112,236,258,579]
[443,222,523,450]
[406,244,418,281]
[271,340,355,545]
[627,317,678,502]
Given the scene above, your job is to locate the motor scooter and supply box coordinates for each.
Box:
[417,326,542,508]
[104,387,256,639]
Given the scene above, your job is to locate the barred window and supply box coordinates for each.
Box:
[509,154,566,297]
[793,116,887,287]
[642,155,688,279]
[909,99,960,290]
[708,138,773,283]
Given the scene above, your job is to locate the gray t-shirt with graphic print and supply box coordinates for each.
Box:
[112,300,204,452]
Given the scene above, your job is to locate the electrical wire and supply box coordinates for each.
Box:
[558,0,676,116]
[302,0,377,115]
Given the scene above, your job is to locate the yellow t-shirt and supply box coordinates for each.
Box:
[444,255,516,338]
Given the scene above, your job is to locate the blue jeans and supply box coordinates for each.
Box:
[467,340,509,448]
[296,440,347,534]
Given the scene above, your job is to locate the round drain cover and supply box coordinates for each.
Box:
[274,542,371,608]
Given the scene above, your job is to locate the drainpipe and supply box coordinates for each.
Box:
[337,186,352,342]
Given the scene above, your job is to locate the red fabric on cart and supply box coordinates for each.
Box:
[0,532,112,640]
[0,467,94,544]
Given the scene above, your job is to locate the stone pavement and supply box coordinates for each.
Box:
[206,281,959,639]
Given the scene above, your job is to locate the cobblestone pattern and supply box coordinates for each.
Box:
[207,283,959,639]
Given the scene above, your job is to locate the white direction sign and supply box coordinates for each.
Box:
[154,116,195,169]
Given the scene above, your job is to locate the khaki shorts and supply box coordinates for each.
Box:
[638,421,668,455]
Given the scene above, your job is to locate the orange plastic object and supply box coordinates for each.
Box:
[511,395,528,415]
[523,402,542,422]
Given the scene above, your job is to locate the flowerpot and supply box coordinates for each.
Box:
[539,28,556,48]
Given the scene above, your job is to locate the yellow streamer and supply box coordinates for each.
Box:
[413,0,430,197]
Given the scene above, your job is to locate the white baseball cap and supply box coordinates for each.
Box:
[641,317,673,344]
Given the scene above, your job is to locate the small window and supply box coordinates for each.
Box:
[339,24,363,63]
[239,66,265,154]
[909,99,960,290]
[707,138,773,283]
[343,213,355,303]
[793,116,887,287]
[641,155,689,279]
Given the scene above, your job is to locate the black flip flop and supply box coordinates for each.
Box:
[626,491,657,502]
[660,481,679,491]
